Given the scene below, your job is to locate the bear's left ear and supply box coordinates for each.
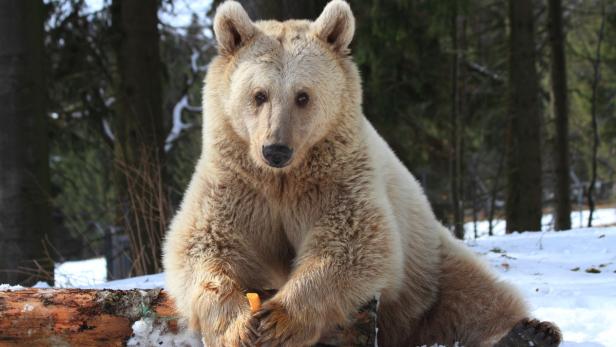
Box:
[311,0,355,54]
[213,1,256,55]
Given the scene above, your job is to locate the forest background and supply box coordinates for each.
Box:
[0,0,615,285]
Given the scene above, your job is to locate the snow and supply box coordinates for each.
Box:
[127,317,202,347]
[467,227,616,347]
[54,257,107,287]
[92,273,165,290]
[165,94,198,152]
[465,207,616,239]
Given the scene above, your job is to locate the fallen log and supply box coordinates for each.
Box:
[0,288,377,347]
[0,288,185,347]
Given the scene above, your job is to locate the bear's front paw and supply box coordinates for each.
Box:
[254,300,320,347]
[215,313,260,347]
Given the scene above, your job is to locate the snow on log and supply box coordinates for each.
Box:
[0,288,377,346]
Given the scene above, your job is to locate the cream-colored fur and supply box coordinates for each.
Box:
[163,1,531,346]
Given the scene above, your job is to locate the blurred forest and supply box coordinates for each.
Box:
[0,0,615,285]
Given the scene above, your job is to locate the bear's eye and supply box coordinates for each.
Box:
[254,91,268,106]
[296,92,309,107]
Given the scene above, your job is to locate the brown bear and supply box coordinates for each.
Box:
[162,1,562,346]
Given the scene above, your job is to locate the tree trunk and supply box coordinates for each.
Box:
[0,0,53,286]
[0,288,376,347]
[587,2,606,228]
[506,0,543,233]
[548,0,572,231]
[450,2,466,240]
[489,154,505,236]
[111,0,169,276]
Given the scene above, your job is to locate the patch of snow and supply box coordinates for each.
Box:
[127,317,202,347]
[468,227,616,347]
[54,257,107,287]
[102,118,115,141]
[93,273,165,290]
[33,281,51,288]
[465,207,616,239]
[50,257,163,290]
[0,284,24,291]
[165,95,197,152]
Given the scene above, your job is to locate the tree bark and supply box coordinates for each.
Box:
[450,1,466,240]
[506,0,543,233]
[548,0,572,231]
[0,0,53,286]
[110,0,169,276]
[489,154,505,236]
[587,2,606,228]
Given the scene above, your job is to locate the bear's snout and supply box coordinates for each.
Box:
[262,144,293,168]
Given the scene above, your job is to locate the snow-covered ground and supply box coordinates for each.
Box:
[54,257,107,287]
[465,207,616,240]
[4,211,615,346]
[468,227,616,347]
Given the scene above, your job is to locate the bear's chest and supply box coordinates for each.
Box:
[276,191,330,252]
[252,174,337,259]
[279,212,312,251]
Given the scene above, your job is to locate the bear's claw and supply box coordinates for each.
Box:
[239,316,260,347]
[494,318,562,347]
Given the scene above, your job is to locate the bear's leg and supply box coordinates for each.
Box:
[407,243,547,347]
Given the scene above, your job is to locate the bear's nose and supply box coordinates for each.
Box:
[262,144,293,168]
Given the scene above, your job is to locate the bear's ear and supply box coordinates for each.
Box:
[213,1,256,55]
[311,0,355,54]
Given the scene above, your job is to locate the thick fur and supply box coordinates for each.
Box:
[163,1,553,346]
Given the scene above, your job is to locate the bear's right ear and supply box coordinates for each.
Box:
[213,1,256,55]
[311,0,355,55]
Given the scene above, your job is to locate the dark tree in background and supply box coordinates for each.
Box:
[548,0,572,231]
[111,0,169,276]
[450,0,467,239]
[0,0,53,285]
[505,0,543,233]
[587,2,607,228]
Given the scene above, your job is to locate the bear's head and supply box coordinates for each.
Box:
[208,0,359,171]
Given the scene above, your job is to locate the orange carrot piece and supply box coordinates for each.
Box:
[246,292,261,312]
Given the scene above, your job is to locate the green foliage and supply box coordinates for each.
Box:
[45,0,211,259]
[50,120,115,253]
[46,0,117,257]
[159,14,211,204]
[568,1,616,185]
